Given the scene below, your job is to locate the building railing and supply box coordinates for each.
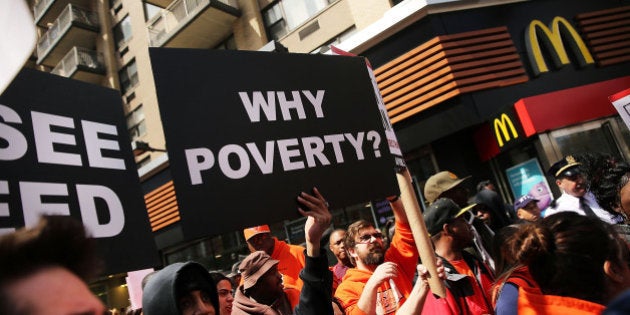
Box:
[33,0,54,22]
[147,0,239,47]
[51,47,105,77]
[36,4,99,61]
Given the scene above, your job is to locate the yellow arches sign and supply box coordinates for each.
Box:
[525,16,594,76]
[494,113,519,148]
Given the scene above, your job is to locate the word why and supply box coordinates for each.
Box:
[239,90,325,122]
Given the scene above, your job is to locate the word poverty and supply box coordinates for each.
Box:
[186,90,384,185]
[0,104,126,237]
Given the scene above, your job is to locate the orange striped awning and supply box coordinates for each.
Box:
[374,26,528,124]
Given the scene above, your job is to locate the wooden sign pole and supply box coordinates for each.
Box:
[396,169,446,298]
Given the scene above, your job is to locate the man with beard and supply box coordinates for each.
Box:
[545,155,623,223]
[333,197,419,314]
[424,198,494,314]
[329,229,354,294]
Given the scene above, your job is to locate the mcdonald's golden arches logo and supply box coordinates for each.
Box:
[525,16,594,76]
[494,114,518,147]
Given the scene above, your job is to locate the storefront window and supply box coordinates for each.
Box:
[550,120,623,158]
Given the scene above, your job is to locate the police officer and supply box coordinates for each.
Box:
[545,155,623,224]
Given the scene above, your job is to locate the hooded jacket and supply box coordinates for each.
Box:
[142,261,219,315]
[474,190,512,231]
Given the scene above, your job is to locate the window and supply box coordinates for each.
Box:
[119,59,138,94]
[144,2,161,21]
[262,0,330,41]
[113,15,132,50]
[310,26,356,53]
[126,104,146,141]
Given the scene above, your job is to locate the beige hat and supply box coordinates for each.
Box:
[424,171,471,204]
[239,251,279,290]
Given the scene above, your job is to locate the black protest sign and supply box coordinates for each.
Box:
[0,69,159,274]
[150,49,398,240]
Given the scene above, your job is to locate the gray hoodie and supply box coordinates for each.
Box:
[142,261,219,315]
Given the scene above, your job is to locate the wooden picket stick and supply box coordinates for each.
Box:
[396,168,446,298]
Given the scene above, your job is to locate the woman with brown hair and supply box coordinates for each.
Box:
[494,212,630,314]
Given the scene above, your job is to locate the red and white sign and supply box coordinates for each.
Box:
[610,87,630,131]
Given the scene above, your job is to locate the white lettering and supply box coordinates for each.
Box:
[31,111,82,166]
[0,181,12,235]
[277,139,304,171]
[0,104,27,161]
[302,136,330,167]
[20,181,71,228]
[345,132,366,160]
[239,91,277,122]
[185,148,215,185]
[77,184,124,237]
[302,90,325,118]
[82,120,125,170]
[246,141,275,174]
[324,134,345,163]
[218,144,250,179]
[277,91,306,121]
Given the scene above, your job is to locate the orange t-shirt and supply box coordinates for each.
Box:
[271,238,306,291]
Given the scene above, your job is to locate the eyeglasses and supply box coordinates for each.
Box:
[356,231,384,244]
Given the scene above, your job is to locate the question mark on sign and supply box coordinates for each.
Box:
[366,131,381,158]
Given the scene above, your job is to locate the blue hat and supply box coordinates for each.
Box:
[514,194,539,211]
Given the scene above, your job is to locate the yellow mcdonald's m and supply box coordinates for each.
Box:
[494,114,518,147]
[525,16,594,76]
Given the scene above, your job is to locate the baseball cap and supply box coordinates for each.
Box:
[239,251,279,290]
[243,224,271,241]
[547,155,582,179]
[423,198,471,236]
[424,171,471,203]
[514,194,539,211]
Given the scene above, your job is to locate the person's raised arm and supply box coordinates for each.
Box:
[297,187,331,257]
[294,187,334,315]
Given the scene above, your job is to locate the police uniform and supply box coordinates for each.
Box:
[545,156,624,224]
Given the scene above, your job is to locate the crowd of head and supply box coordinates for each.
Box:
[4,153,630,314]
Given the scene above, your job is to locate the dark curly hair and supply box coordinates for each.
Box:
[576,153,630,216]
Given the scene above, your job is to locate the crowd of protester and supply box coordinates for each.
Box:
[4,153,630,314]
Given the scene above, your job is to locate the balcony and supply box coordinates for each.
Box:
[32,0,93,27]
[147,0,240,48]
[36,4,99,67]
[51,47,105,84]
